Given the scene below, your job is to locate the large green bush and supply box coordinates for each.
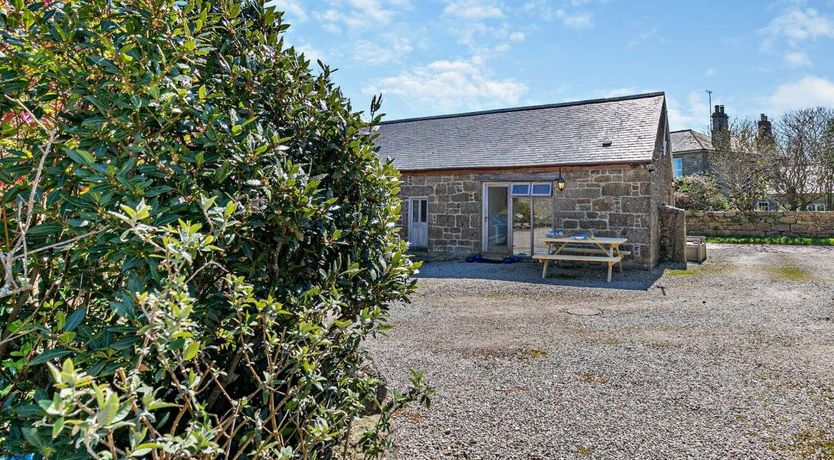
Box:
[0,1,428,458]
[673,175,730,211]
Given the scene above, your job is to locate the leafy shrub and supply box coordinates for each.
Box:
[0,1,429,458]
[674,175,730,211]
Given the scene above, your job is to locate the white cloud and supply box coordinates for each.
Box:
[272,0,306,21]
[705,67,717,77]
[555,9,593,29]
[761,8,834,46]
[667,90,712,131]
[522,1,593,29]
[628,28,667,49]
[315,0,411,32]
[296,43,325,63]
[443,0,503,20]
[510,31,526,42]
[764,76,834,113]
[353,34,413,65]
[447,22,525,58]
[784,51,812,67]
[364,58,528,112]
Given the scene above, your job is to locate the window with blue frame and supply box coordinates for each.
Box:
[511,183,530,196]
[531,183,552,196]
[673,158,683,178]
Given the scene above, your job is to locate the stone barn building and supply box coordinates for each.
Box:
[375,92,680,269]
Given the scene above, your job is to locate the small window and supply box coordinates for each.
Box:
[511,183,531,196]
[411,198,428,223]
[673,158,683,178]
[531,182,552,196]
[808,203,826,211]
[756,201,770,211]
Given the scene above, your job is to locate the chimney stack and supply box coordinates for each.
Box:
[757,113,774,149]
[711,105,730,150]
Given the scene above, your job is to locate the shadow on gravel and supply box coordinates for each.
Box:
[414,259,684,291]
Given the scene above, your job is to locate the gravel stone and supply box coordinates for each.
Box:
[367,244,834,459]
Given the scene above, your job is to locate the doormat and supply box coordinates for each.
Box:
[466,254,523,264]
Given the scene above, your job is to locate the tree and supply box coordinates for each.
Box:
[707,118,770,210]
[0,1,429,458]
[673,175,729,211]
[767,107,834,210]
[822,116,834,210]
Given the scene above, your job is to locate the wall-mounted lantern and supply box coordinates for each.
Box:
[556,168,566,192]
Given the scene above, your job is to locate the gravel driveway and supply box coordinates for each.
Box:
[367,244,834,459]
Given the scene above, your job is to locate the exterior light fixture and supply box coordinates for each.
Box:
[556,168,566,192]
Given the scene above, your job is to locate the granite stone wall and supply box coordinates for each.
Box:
[687,211,834,238]
[399,174,481,258]
[649,104,676,266]
[658,205,687,263]
[399,164,666,268]
[550,167,655,268]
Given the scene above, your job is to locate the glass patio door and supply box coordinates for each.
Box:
[483,185,510,253]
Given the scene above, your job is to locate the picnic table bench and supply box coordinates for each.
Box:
[532,236,628,283]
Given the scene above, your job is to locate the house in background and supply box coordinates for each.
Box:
[670,104,731,179]
[375,92,679,269]
[671,106,828,211]
[670,129,713,178]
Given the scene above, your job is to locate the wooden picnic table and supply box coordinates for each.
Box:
[534,236,629,282]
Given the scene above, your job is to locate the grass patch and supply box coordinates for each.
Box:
[774,429,834,459]
[576,446,596,456]
[576,371,609,385]
[527,348,548,359]
[666,268,697,277]
[706,235,834,246]
[768,265,811,281]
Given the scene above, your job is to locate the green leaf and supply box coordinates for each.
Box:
[183,340,200,361]
[144,185,173,197]
[132,443,161,457]
[66,149,96,166]
[110,336,140,351]
[97,391,119,425]
[27,223,63,237]
[22,427,44,448]
[52,416,65,438]
[64,308,86,332]
[30,348,72,366]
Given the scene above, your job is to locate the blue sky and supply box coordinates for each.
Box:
[276,0,834,131]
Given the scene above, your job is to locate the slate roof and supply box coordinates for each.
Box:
[374,92,666,171]
[670,129,714,153]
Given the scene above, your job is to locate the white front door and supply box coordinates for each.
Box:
[408,197,428,248]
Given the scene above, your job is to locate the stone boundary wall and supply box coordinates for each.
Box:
[687,211,834,238]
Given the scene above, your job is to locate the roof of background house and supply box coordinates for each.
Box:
[374,92,666,171]
[670,129,714,154]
